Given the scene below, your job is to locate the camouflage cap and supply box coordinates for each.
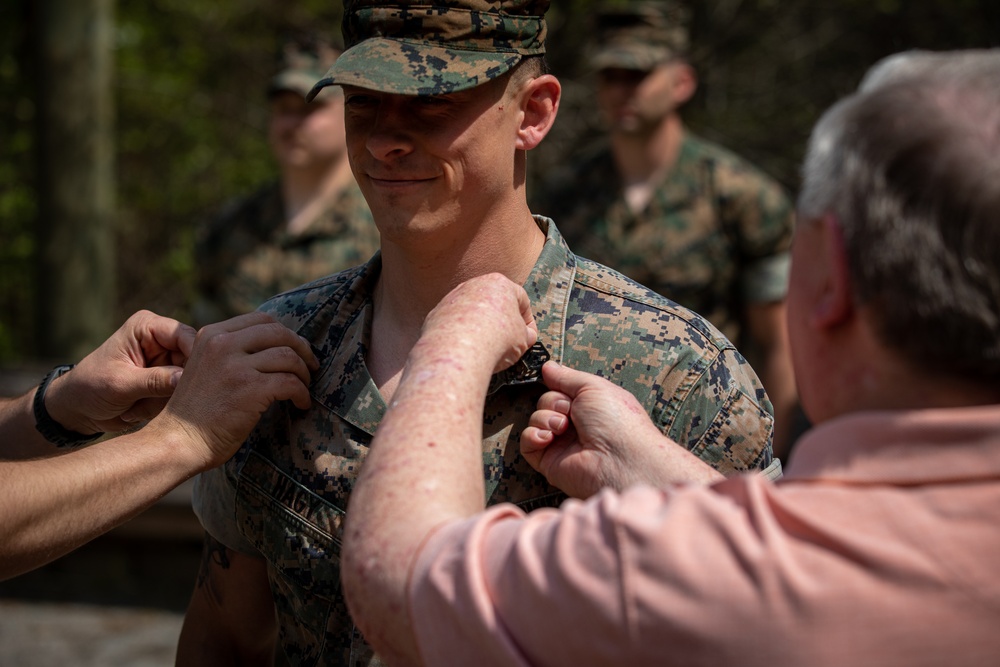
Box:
[590,0,690,72]
[307,0,549,100]
[268,38,342,102]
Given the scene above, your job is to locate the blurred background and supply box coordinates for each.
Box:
[0,0,997,664]
[2,0,999,366]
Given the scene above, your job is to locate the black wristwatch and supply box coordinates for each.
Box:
[33,364,104,448]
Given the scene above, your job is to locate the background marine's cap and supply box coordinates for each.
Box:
[268,37,342,102]
[589,0,690,72]
[307,0,549,100]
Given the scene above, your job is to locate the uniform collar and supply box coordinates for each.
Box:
[315,217,577,434]
[523,216,575,364]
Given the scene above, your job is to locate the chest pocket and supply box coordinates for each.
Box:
[236,450,381,667]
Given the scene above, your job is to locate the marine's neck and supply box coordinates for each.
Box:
[368,204,545,402]
[611,114,685,213]
[281,156,355,235]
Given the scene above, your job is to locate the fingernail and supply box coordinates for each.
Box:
[170,369,183,387]
[554,399,571,414]
[548,415,566,431]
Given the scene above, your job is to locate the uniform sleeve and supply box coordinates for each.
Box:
[715,159,795,304]
[408,482,780,667]
[742,252,791,304]
[660,346,775,474]
[191,465,260,556]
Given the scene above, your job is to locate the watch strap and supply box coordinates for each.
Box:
[33,364,105,448]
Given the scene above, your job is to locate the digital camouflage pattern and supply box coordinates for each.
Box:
[308,0,549,99]
[194,218,776,666]
[193,180,378,325]
[533,133,795,346]
[589,0,691,72]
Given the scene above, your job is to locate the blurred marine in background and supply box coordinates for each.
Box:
[194,33,378,325]
[534,0,799,458]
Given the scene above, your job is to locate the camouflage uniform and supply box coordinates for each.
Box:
[194,217,776,666]
[535,132,794,346]
[193,180,378,325]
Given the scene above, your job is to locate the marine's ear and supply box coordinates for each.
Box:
[670,61,697,106]
[515,74,561,151]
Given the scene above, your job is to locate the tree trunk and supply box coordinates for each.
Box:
[34,0,116,360]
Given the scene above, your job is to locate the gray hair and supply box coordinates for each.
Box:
[797,50,1000,381]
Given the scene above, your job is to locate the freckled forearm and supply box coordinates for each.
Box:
[343,348,491,664]
[353,348,490,533]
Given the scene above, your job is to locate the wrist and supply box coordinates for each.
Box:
[141,414,213,475]
[33,365,104,448]
[409,335,496,377]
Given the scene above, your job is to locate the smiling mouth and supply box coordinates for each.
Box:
[368,175,436,186]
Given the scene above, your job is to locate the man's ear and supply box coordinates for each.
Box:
[671,62,697,106]
[515,74,561,151]
[811,214,854,329]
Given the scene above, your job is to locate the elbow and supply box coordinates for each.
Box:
[340,516,427,667]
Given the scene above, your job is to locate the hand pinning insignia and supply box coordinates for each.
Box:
[487,342,551,395]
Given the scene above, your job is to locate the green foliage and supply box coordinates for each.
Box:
[0,0,997,364]
[0,0,36,361]
[113,0,345,325]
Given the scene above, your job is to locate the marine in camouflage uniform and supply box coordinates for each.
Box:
[538,132,794,345]
[194,179,378,324]
[193,37,378,325]
[534,0,794,347]
[534,0,800,458]
[193,219,777,665]
[183,2,778,665]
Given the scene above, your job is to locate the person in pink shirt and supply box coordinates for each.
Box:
[341,49,1000,667]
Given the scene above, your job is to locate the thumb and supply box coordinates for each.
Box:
[540,361,598,399]
[141,365,184,398]
[176,324,197,359]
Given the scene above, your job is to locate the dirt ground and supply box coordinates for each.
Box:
[0,491,204,666]
[0,600,183,666]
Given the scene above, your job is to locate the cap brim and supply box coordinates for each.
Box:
[268,70,323,98]
[590,45,673,73]
[307,37,522,100]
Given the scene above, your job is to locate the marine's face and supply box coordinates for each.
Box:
[596,62,683,134]
[342,75,519,241]
[268,90,347,170]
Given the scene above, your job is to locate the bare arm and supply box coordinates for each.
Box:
[176,534,277,666]
[341,274,537,667]
[520,362,724,499]
[0,312,317,581]
[0,394,50,458]
[0,420,212,581]
[744,301,798,461]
